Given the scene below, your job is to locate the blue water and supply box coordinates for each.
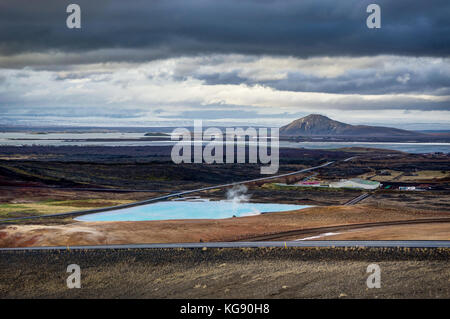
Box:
[283,141,450,154]
[1,132,449,153]
[75,200,310,222]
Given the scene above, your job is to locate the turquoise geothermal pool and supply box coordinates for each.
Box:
[74,200,311,222]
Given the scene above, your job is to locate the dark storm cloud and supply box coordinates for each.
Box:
[197,67,450,95]
[0,0,449,67]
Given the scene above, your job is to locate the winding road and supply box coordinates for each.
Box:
[0,240,449,251]
[344,192,371,205]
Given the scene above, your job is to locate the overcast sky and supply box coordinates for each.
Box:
[0,0,449,129]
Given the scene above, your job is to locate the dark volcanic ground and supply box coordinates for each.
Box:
[0,247,449,299]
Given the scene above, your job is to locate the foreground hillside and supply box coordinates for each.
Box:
[1,247,448,298]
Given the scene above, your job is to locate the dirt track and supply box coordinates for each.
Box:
[311,223,450,241]
[241,218,450,241]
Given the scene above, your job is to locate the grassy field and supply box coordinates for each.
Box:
[0,199,134,219]
[358,170,404,182]
[398,170,450,182]
[358,170,450,182]
[262,182,364,192]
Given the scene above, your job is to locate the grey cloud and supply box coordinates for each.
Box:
[54,72,113,82]
[0,105,146,119]
[160,109,304,120]
[262,69,450,95]
[192,71,247,86]
[0,0,449,68]
[195,62,450,95]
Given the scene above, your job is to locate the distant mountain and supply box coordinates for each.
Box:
[279,114,425,137]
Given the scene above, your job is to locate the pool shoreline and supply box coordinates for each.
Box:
[74,199,312,222]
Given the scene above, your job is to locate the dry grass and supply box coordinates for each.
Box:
[398,170,449,182]
[358,170,403,182]
[1,248,449,298]
[0,199,134,218]
[358,170,449,182]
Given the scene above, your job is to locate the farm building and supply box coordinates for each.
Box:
[330,178,380,190]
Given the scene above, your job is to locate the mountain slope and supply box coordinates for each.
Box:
[279,114,424,137]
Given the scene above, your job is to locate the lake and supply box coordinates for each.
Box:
[74,200,310,221]
[0,132,449,153]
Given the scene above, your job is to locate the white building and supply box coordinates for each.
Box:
[330,178,380,190]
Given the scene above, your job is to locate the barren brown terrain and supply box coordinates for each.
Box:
[0,146,448,247]
[306,223,450,241]
[1,204,449,247]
